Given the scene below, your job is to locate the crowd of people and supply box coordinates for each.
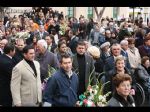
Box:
[0,7,150,107]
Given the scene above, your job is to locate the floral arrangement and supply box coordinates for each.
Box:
[78,70,111,107]
[15,31,30,39]
[42,65,57,91]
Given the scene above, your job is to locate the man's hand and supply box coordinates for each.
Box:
[75,101,80,107]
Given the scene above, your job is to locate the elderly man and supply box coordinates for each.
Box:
[0,39,8,55]
[104,43,131,72]
[35,39,59,82]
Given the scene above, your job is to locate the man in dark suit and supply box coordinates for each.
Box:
[138,33,150,58]
[45,34,57,53]
[35,25,49,40]
[104,43,131,72]
[72,41,96,95]
[13,38,26,65]
[0,44,16,106]
[68,30,79,54]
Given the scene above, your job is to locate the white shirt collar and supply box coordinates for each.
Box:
[5,54,12,59]
[66,70,73,78]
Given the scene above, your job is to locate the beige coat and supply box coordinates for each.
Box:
[11,59,42,106]
[127,47,141,69]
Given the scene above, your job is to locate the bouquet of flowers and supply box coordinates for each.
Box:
[78,70,111,107]
[41,64,57,91]
[15,31,30,39]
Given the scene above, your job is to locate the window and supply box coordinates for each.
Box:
[88,7,93,19]
[67,7,74,17]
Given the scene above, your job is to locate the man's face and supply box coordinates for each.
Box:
[60,57,72,72]
[145,40,150,47]
[36,43,44,54]
[76,45,86,55]
[105,30,111,38]
[112,46,121,56]
[121,44,128,51]
[39,26,45,32]
[45,36,52,45]
[0,39,8,50]
[17,40,25,51]
[24,49,35,61]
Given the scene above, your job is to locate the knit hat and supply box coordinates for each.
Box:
[100,41,110,49]
[87,46,100,58]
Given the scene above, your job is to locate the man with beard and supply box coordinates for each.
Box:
[13,38,26,65]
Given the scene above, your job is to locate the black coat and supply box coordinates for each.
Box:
[13,48,24,65]
[68,36,79,54]
[0,54,15,106]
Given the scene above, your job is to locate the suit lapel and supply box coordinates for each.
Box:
[22,59,36,78]
[73,55,79,74]
[85,54,89,88]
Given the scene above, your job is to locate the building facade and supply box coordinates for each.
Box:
[7,7,150,22]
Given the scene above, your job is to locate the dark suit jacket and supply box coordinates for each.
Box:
[72,53,96,89]
[0,54,15,106]
[35,31,49,40]
[68,36,79,54]
[138,45,150,58]
[12,48,24,66]
[35,50,59,82]
[104,56,131,72]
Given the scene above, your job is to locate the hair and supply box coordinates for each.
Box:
[115,56,125,65]
[37,39,47,49]
[46,34,55,43]
[111,43,121,52]
[127,38,135,44]
[120,39,128,45]
[141,56,150,65]
[22,45,34,54]
[76,40,86,48]
[59,53,72,63]
[3,44,15,54]
[16,38,26,45]
[113,73,132,88]
[58,41,66,49]
[144,33,150,42]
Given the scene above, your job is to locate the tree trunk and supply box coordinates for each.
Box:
[94,7,106,24]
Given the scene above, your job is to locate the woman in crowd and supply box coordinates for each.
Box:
[54,40,72,61]
[104,56,136,99]
[127,38,141,74]
[87,46,104,80]
[107,73,135,107]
